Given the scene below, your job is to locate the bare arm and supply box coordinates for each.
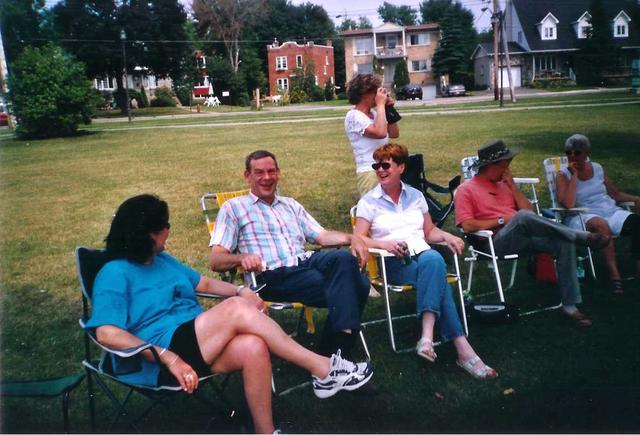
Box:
[503,168,533,211]
[362,88,389,139]
[423,213,464,255]
[556,164,578,208]
[95,325,199,393]
[195,275,265,311]
[354,217,404,257]
[604,174,640,209]
[315,229,368,268]
[210,245,264,273]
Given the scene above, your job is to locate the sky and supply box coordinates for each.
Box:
[288,0,498,32]
[45,0,498,32]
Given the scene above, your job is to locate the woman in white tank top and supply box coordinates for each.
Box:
[556,134,640,293]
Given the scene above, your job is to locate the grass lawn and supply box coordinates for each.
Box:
[1,94,639,433]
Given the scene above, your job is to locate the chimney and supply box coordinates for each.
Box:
[326,39,332,47]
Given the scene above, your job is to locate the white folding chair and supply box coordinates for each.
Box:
[351,206,468,353]
[459,155,541,303]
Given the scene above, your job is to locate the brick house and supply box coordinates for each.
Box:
[343,23,441,92]
[267,40,335,96]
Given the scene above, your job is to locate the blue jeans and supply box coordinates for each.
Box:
[385,249,464,343]
[258,250,370,332]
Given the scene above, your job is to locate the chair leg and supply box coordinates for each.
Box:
[453,254,469,337]
[380,256,398,352]
[62,391,71,433]
[466,256,475,294]
[586,247,597,280]
[507,259,518,290]
[359,331,371,361]
[86,369,96,433]
[487,240,506,303]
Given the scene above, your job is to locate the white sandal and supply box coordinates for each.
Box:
[456,355,498,379]
[416,338,437,362]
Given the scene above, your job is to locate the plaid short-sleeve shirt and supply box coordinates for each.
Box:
[209,192,324,270]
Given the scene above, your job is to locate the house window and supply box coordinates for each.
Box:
[480,65,484,77]
[276,78,288,90]
[579,25,591,38]
[355,37,373,55]
[276,56,288,70]
[325,55,329,65]
[536,55,556,71]
[384,34,397,49]
[314,75,318,85]
[518,31,523,44]
[196,56,206,69]
[409,33,429,45]
[615,24,628,37]
[96,76,114,90]
[410,60,430,72]
[323,65,327,75]
[543,26,555,40]
[357,63,373,74]
[296,55,303,68]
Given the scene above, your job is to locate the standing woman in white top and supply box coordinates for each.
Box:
[556,134,640,293]
[344,74,400,197]
[354,143,498,380]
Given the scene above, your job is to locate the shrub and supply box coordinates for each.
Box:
[150,87,176,107]
[8,44,97,139]
[324,81,335,101]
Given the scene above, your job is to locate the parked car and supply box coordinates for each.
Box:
[442,84,466,97]
[397,83,423,100]
[0,100,7,126]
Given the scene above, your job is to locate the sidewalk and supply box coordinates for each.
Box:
[92,87,631,124]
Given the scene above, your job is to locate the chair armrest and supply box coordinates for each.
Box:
[619,201,634,210]
[470,230,494,238]
[196,292,223,300]
[551,207,588,214]
[513,177,539,184]
[80,320,154,358]
[424,180,450,195]
[368,247,394,257]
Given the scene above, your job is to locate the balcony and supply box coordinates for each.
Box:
[376,47,405,59]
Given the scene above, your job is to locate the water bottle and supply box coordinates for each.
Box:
[398,241,412,265]
[576,256,585,279]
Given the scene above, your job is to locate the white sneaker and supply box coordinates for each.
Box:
[311,350,373,399]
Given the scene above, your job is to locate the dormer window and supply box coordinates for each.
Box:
[573,12,592,39]
[538,13,559,41]
[612,11,631,38]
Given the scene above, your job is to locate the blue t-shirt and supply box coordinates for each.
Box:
[85,252,203,386]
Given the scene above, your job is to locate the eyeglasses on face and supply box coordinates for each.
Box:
[565,150,583,157]
[372,162,391,170]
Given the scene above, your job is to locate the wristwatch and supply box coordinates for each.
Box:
[497,216,505,226]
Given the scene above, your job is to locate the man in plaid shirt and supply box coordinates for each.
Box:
[210,150,371,359]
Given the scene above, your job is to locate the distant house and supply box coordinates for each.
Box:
[343,23,441,94]
[266,39,335,96]
[94,70,172,100]
[192,50,213,98]
[472,0,640,89]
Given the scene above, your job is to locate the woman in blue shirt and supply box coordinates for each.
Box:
[86,194,373,434]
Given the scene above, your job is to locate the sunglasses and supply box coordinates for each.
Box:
[165,222,171,230]
[565,150,583,156]
[372,162,391,170]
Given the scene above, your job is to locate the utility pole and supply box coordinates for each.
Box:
[500,6,516,102]
[492,0,499,100]
[120,29,132,123]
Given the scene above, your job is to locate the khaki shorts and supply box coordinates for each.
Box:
[356,171,379,197]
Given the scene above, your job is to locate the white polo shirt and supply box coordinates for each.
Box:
[356,182,431,255]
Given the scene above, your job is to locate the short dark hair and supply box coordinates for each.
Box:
[105,194,169,263]
[373,143,409,165]
[245,150,278,172]
[346,74,382,104]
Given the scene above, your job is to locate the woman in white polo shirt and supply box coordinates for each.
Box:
[354,143,498,380]
[344,74,400,197]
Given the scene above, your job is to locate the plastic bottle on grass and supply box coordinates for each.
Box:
[576,256,585,279]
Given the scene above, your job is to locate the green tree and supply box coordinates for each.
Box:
[575,0,619,85]
[393,60,410,91]
[377,2,417,26]
[422,0,477,86]
[8,44,97,139]
[357,16,373,29]
[0,0,49,65]
[53,0,189,112]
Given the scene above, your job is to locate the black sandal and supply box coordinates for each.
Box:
[611,279,624,294]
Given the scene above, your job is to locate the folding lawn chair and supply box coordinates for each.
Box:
[1,374,85,433]
[76,247,237,433]
[459,155,542,303]
[200,191,315,337]
[401,153,461,228]
[351,206,468,353]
